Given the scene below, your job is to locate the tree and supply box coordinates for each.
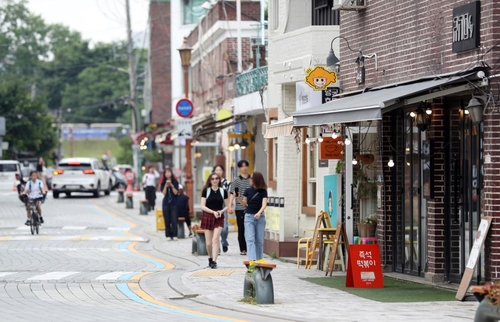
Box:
[0,80,57,159]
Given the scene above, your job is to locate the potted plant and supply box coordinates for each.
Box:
[353,168,377,200]
[356,214,377,238]
[471,281,500,321]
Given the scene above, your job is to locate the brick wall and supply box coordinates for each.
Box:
[149,1,171,124]
[339,0,500,91]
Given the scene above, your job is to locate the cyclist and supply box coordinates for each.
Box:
[21,170,47,225]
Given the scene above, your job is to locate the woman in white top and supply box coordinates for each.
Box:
[142,166,160,211]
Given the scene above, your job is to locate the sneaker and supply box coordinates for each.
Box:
[173,237,178,241]
[211,261,217,269]
[188,232,193,237]
[223,246,228,253]
[25,219,31,226]
[40,217,44,224]
[170,237,174,241]
[208,258,213,267]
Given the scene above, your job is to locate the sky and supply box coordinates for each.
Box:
[27,0,150,46]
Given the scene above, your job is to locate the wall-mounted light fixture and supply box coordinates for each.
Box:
[466,96,486,124]
[410,102,432,132]
[326,36,357,73]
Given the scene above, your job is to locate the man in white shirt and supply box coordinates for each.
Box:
[142,166,160,211]
[22,170,47,225]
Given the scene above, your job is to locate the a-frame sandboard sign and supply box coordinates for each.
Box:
[456,216,492,301]
[326,222,349,277]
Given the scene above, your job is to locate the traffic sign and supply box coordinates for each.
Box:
[176,118,193,139]
[176,98,194,118]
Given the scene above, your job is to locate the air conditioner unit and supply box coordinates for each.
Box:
[333,0,367,10]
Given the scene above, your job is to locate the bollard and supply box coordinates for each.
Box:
[139,200,149,215]
[177,217,186,238]
[126,193,133,209]
[195,230,208,255]
[475,299,500,322]
[192,237,198,254]
[117,189,125,203]
[243,260,276,304]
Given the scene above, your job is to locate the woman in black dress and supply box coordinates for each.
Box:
[200,173,228,269]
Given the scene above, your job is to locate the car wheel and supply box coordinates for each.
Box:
[93,182,100,198]
[105,180,111,196]
[65,192,71,197]
[53,191,59,199]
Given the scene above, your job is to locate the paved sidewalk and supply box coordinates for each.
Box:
[102,194,479,322]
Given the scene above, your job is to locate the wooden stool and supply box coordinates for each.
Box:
[360,237,378,244]
[125,193,133,209]
[177,217,185,238]
[139,199,149,215]
[117,188,125,203]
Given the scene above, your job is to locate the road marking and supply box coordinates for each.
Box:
[95,271,136,280]
[189,269,246,277]
[107,227,130,231]
[16,226,30,230]
[0,272,17,278]
[0,235,148,242]
[28,271,79,281]
[62,226,87,230]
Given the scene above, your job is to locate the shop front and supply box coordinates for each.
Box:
[292,68,489,283]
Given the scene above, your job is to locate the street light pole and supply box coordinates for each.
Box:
[125,0,141,183]
[178,37,194,216]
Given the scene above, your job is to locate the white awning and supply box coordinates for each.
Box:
[264,117,294,139]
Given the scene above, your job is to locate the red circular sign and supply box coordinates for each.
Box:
[176,99,194,118]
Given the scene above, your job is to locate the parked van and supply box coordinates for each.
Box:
[0,160,22,192]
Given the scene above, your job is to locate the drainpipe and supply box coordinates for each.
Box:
[236,0,242,73]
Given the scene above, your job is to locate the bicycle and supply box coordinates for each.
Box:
[27,197,41,235]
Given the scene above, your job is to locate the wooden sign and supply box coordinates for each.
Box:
[456,216,492,300]
[346,244,384,288]
[320,137,344,160]
[326,222,349,276]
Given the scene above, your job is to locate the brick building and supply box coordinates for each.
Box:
[292,0,500,285]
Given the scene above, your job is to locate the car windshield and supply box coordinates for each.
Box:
[59,162,92,170]
[0,164,18,172]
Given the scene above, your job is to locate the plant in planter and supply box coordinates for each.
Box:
[353,167,377,200]
[356,214,378,238]
[471,281,500,321]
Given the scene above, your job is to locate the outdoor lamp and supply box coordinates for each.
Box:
[388,159,395,167]
[318,133,324,143]
[240,139,249,150]
[352,158,358,165]
[326,36,357,73]
[466,96,484,124]
[415,107,431,132]
[178,37,192,68]
[233,141,241,150]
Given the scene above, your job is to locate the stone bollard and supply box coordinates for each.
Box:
[139,199,149,215]
[177,217,185,238]
[475,298,500,322]
[195,230,208,256]
[117,189,125,203]
[126,193,133,209]
[243,260,277,304]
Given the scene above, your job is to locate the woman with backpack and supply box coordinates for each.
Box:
[200,172,228,269]
[213,164,230,253]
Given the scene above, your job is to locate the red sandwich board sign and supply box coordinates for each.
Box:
[176,98,194,118]
[346,244,384,288]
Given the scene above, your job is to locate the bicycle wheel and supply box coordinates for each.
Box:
[32,213,38,235]
[30,214,35,235]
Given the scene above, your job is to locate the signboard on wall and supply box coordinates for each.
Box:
[320,137,344,159]
[296,81,323,111]
[452,1,481,53]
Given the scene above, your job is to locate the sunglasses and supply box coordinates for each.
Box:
[210,177,219,181]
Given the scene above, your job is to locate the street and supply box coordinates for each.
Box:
[0,191,478,322]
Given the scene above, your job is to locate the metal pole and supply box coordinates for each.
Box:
[125,0,141,183]
[183,65,194,216]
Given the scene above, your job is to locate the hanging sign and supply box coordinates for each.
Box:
[320,137,344,159]
[346,244,384,288]
[452,1,481,53]
[304,66,337,91]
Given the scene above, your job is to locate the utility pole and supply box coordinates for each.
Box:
[125,0,141,181]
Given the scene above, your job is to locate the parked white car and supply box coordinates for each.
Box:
[0,160,22,193]
[51,157,112,198]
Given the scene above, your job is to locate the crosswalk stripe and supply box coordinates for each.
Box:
[0,272,17,278]
[62,226,87,230]
[95,271,135,280]
[28,271,79,280]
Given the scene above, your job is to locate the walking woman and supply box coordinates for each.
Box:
[200,173,228,269]
[142,166,159,211]
[234,171,268,261]
[160,168,179,241]
[213,164,230,253]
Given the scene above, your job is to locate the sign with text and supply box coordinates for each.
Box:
[452,1,481,53]
[456,216,492,300]
[176,98,194,118]
[346,244,384,288]
[320,137,343,160]
[175,118,192,139]
[322,86,340,104]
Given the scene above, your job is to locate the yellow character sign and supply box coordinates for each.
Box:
[305,66,337,91]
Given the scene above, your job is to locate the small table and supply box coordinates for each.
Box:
[317,228,337,270]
